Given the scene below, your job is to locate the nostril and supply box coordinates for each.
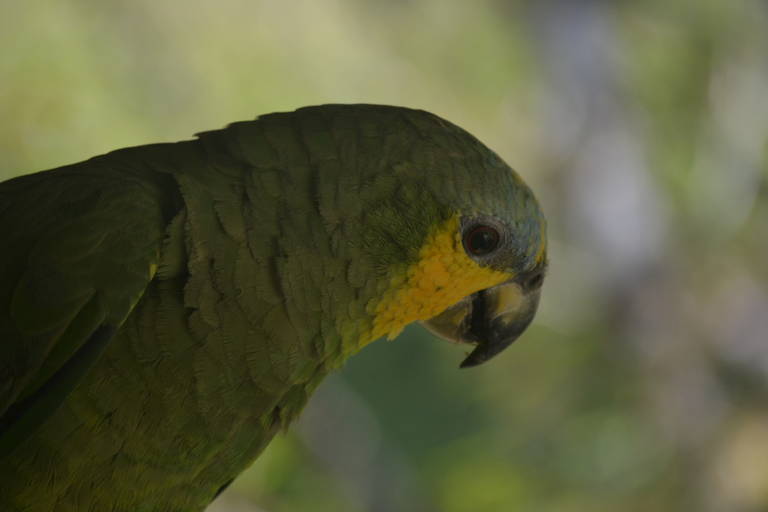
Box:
[523,271,544,291]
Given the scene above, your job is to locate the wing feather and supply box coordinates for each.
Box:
[0,157,176,455]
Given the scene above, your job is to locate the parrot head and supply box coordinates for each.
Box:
[419,213,547,368]
[318,105,547,367]
[411,199,547,368]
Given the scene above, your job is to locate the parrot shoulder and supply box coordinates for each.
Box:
[0,156,181,456]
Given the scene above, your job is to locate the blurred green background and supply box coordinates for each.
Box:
[2,1,767,511]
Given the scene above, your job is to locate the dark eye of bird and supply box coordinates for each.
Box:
[464,225,500,256]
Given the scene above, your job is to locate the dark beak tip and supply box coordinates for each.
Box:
[458,345,493,369]
[458,330,525,368]
[459,357,482,369]
[458,287,541,369]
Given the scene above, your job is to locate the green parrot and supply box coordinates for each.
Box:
[0,104,547,511]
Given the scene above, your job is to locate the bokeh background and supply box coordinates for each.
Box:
[2,1,767,511]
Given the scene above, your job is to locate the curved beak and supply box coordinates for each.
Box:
[422,277,541,368]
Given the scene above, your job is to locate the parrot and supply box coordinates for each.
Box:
[0,104,547,511]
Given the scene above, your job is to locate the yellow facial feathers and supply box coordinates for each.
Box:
[369,215,510,342]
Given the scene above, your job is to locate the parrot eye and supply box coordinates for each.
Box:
[464,225,500,256]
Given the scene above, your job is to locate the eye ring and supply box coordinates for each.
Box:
[463,225,501,257]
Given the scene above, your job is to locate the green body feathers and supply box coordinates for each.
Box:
[0,105,545,511]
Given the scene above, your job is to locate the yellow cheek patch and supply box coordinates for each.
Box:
[368,215,510,342]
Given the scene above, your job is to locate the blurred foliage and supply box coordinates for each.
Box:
[2,1,767,511]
